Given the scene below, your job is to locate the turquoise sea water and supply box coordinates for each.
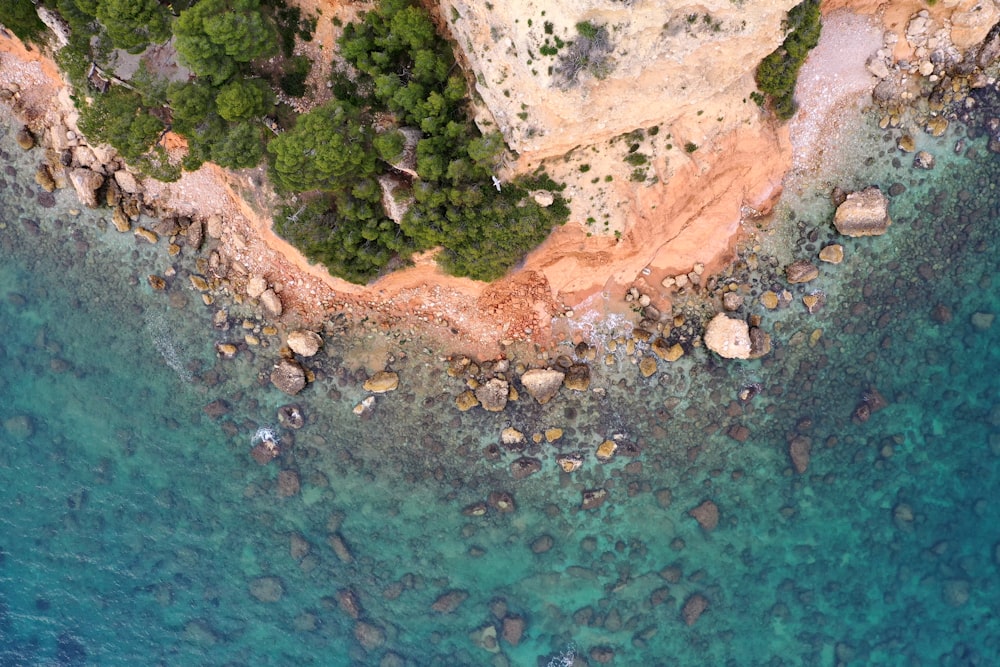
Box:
[0,104,997,666]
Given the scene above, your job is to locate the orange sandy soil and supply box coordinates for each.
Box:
[1,14,789,361]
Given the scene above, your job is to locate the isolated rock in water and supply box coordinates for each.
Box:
[260,289,283,317]
[271,359,306,395]
[287,330,323,357]
[703,313,752,359]
[69,168,104,208]
[786,260,819,284]
[682,593,709,626]
[689,500,719,531]
[363,371,399,393]
[249,576,284,603]
[833,187,892,237]
[475,377,509,411]
[520,368,565,404]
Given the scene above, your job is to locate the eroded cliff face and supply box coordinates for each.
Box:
[442,0,800,161]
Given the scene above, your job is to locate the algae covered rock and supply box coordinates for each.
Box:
[363,371,399,393]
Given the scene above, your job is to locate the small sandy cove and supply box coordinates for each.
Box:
[0,6,880,359]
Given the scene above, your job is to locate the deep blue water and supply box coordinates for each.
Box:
[0,105,997,666]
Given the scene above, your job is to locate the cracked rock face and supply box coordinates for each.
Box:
[445,0,799,159]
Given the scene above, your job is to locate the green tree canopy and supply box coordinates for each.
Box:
[267,101,376,192]
[95,0,170,53]
[215,78,273,121]
[174,0,277,85]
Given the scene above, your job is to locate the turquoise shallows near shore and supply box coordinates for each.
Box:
[0,102,998,665]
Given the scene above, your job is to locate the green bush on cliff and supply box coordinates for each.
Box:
[77,87,164,162]
[95,0,171,53]
[0,0,48,44]
[755,0,822,120]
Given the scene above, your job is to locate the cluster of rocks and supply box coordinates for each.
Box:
[269,329,328,396]
[448,355,591,413]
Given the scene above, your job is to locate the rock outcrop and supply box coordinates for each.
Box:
[833,186,892,237]
[286,330,323,357]
[271,359,307,395]
[445,0,800,159]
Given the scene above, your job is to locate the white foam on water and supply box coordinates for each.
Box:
[144,310,194,383]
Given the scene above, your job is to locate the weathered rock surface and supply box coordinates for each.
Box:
[287,330,323,357]
[259,289,283,317]
[510,456,542,480]
[520,368,565,404]
[703,313,752,359]
[271,359,307,395]
[246,276,268,299]
[475,378,509,411]
[786,260,819,284]
[833,187,892,237]
[15,126,35,150]
[819,244,844,264]
[113,169,142,195]
[69,168,104,208]
[562,364,590,391]
[581,488,608,511]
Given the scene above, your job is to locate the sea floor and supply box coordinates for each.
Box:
[0,101,997,666]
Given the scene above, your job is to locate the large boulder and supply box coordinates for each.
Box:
[271,359,307,395]
[287,330,323,357]
[69,168,104,208]
[260,289,283,317]
[520,368,565,404]
[833,187,891,237]
[703,313,752,359]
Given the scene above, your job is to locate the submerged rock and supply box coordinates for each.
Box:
[249,576,284,603]
[431,589,468,613]
[689,500,719,531]
[363,370,398,393]
[581,488,608,510]
[15,126,35,150]
[789,436,811,473]
[703,313,752,359]
[833,186,892,237]
[3,414,35,439]
[682,593,709,626]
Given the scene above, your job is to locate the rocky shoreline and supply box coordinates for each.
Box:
[3,2,1000,458]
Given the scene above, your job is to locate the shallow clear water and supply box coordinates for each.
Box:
[0,104,997,667]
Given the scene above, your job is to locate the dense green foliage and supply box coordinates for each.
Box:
[174,0,278,85]
[268,101,376,191]
[755,0,822,120]
[0,0,48,44]
[273,0,568,283]
[215,78,273,121]
[95,0,170,53]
